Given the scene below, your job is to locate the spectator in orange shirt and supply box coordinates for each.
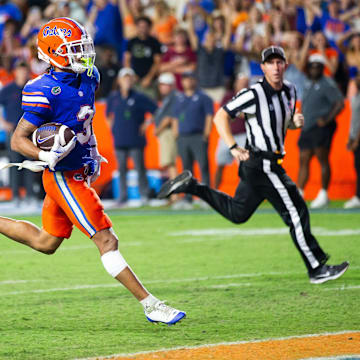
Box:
[308,31,339,77]
[119,0,144,40]
[152,0,177,46]
[229,0,253,32]
[0,56,14,88]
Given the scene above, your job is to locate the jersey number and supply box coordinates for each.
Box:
[76,105,94,145]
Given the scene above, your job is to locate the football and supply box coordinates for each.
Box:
[32,122,75,151]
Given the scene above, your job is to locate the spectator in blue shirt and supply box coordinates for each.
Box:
[172,71,213,205]
[87,0,123,60]
[320,0,350,48]
[0,0,22,43]
[0,61,35,206]
[106,68,157,205]
[184,0,215,44]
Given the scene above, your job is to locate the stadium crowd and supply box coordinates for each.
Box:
[0,0,360,209]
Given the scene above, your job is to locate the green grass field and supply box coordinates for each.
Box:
[0,204,359,360]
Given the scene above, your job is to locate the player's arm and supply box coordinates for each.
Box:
[12,115,76,171]
[11,117,41,159]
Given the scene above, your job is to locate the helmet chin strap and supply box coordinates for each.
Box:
[82,57,94,77]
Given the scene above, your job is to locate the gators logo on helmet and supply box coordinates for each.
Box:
[37,17,95,75]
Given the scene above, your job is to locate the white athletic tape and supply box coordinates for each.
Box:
[101,250,128,277]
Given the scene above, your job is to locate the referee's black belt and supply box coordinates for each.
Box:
[249,147,285,163]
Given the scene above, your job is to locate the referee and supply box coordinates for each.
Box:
[158,46,349,284]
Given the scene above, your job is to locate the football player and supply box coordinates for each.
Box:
[0,17,185,325]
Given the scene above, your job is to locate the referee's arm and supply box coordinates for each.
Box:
[213,107,249,162]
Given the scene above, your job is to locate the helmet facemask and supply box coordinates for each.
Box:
[58,33,96,75]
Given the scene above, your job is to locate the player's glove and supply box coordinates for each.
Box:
[85,134,108,184]
[38,134,77,171]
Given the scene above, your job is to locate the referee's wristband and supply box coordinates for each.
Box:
[229,143,238,150]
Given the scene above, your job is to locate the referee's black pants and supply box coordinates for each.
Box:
[186,157,328,272]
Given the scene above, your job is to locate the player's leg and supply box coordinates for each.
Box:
[91,228,148,299]
[0,215,64,254]
[43,169,186,324]
[262,159,348,283]
[91,227,185,324]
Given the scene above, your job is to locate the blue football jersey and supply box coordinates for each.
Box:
[22,67,100,171]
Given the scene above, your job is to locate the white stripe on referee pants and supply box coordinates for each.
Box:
[54,172,96,237]
[262,159,319,268]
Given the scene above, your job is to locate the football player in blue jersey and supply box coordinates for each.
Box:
[0,17,185,325]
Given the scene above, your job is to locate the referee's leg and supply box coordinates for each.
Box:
[262,160,328,271]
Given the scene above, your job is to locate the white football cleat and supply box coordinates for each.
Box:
[310,189,329,209]
[144,301,186,325]
[344,196,360,209]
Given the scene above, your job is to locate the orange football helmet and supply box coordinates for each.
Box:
[37,17,95,74]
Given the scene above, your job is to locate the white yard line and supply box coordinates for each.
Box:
[323,285,360,291]
[169,227,360,237]
[0,279,41,285]
[0,272,283,296]
[1,226,358,255]
[301,356,360,360]
[1,266,358,296]
[74,330,360,360]
[0,242,143,255]
[208,283,252,289]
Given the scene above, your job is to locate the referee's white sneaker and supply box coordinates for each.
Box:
[144,300,186,325]
[310,189,329,209]
[309,261,349,284]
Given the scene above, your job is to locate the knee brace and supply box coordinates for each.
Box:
[101,250,128,277]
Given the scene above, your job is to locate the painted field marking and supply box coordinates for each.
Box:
[1,265,358,296]
[169,227,360,237]
[0,226,358,256]
[0,242,143,255]
[0,279,41,285]
[208,283,252,289]
[75,331,360,360]
[324,285,360,291]
[301,356,360,360]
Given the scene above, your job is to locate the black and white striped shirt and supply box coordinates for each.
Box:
[223,77,297,154]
